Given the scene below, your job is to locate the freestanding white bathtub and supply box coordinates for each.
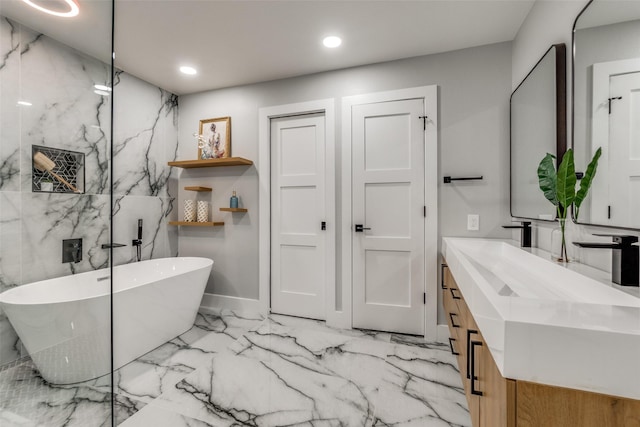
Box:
[0,257,212,384]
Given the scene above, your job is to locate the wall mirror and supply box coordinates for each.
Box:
[510,44,566,220]
[573,0,640,230]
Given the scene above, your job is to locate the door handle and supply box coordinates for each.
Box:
[355,224,371,232]
[467,329,479,379]
[449,312,460,328]
[470,340,483,396]
[441,264,448,290]
[448,337,460,355]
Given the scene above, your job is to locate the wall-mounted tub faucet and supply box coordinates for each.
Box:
[573,234,639,286]
[502,221,532,248]
[132,218,143,262]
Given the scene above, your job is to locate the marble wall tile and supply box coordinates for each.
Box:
[18,23,111,195]
[112,195,177,265]
[113,72,178,199]
[0,18,21,192]
[19,192,110,284]
[0,318,20,369]
[0,192,21,290]
[0,15,179,368]
[0,192,22,364]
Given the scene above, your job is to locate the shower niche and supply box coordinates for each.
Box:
[32,145,85,194]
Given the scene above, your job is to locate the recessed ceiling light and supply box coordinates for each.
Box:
[94,90,110,96]
[17,100,32,106]
[94,84,112,92]
[323,36,342,48]
[20,0,79,18]
[180,66,197,75]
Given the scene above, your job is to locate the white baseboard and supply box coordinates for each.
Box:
[200,293,261,314]
[436,324,450,343]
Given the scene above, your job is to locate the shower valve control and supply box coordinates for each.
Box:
[62,238,82,264]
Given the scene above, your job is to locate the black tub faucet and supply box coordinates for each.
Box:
[573,234,639,286]
[132,218,142,262]
[502,221,532,248]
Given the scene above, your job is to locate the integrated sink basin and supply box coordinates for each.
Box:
[442,237,640,400]
[451,238,640,306]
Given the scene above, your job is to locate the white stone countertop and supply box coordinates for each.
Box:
[442,237,640,400]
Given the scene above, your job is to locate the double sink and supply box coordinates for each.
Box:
[442,237,640,400]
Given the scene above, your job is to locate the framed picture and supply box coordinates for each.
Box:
[198,116,231,159]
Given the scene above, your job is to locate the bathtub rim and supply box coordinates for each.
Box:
[0,256,213,306]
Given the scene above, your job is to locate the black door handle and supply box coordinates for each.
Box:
[449,312,460,328]
[467,329,479,379]
[470,340,483,396]
[441,264,448,290]
[448,337,460,355]
[355,224,371,232]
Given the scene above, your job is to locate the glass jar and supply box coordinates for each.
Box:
[551,218,577,263]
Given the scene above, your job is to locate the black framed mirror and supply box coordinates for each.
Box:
[510,44,567,220]
[572,0,640,230]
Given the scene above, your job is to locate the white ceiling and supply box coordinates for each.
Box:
[1,0,535,95]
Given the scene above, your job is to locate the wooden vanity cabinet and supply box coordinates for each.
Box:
[442,261,640,427]
[443,264,515,427]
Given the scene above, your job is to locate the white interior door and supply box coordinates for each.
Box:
[271,114,327,320]
[351,99,425,335]
[608,72,640,228]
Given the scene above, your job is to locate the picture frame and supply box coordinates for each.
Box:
[198,116,231,159]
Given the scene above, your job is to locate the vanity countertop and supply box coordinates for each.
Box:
[442,237,640,400]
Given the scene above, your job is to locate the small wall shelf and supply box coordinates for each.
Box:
[168,157,253,168]
[184,186,212,192]
[169,221,225,227]
[220,208,248,213]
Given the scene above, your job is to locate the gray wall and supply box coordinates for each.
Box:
[177,42,513,324]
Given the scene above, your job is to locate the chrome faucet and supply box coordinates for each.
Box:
[573,234,639,286]
[132,218,142,262]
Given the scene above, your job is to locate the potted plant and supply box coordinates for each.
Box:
[41,177,54,192]
[537,147,602,262]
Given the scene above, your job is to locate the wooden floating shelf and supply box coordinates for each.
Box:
[184,186,212,192]
[169,221,225,227]
[220,208,248,213]
[168,157,253,169]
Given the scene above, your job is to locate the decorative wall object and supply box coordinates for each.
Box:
[32,146,84,193]
[197,200,209,222]
[184,199,196,222]
[197,116,231,159]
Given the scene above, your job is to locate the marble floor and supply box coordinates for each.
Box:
[0,310,471,426]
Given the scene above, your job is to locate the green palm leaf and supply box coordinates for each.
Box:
[537,153,558,206]
[556,149,576,218]
[574,147,602,221]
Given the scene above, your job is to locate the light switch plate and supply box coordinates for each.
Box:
[467,214,479,231]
